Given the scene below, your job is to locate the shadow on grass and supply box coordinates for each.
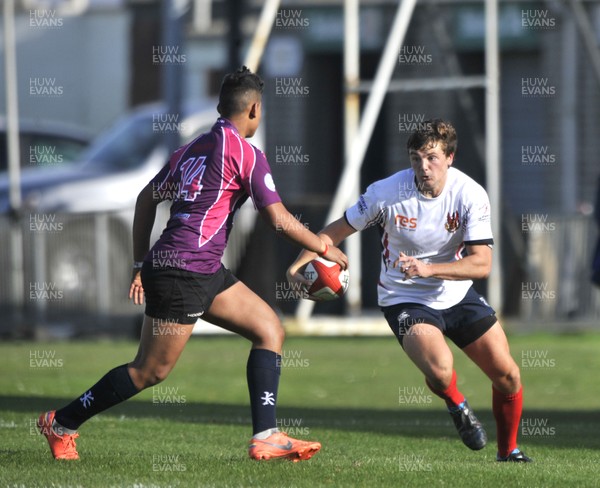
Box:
[3,394,599,450]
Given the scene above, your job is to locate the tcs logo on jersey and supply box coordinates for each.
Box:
[394,214,417,230]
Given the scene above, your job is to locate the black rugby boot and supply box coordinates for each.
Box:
[448,400,487,450]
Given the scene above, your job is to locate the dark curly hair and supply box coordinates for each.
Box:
[217,66,264,117]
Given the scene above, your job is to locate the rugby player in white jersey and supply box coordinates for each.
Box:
[288,119,531,462]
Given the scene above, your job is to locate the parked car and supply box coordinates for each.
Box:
[0,101,221,213]
[0,117,91,174]
[0,100,261,335]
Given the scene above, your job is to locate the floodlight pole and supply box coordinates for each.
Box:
[343,0,362,315]
[161,0,186,155]
[4,0,25,322]
[485,0,503,313]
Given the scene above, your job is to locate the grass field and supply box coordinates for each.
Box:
[1,332,599,487]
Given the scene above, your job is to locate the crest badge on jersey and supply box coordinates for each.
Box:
[445,211,460,233]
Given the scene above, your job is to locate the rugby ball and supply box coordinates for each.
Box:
[303,257,349,301]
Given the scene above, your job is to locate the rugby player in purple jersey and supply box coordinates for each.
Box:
[38,66,347,462]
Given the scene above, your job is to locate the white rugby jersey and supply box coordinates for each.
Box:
[344,167,493,309]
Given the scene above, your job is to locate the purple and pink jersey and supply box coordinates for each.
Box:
[145,118,281,274]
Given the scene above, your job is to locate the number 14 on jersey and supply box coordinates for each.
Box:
[179,156,207,201]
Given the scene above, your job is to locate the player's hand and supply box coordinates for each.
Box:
[286,265,312,291]
[286,266,331,302]
[321,243,348,270]
[396,252,432,280]
[129,269,145,305]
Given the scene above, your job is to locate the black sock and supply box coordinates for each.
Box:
[54,363,140,430]
[247,349,281,435]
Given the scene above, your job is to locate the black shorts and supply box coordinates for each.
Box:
[141,263,238,323]
[381,287,497,349]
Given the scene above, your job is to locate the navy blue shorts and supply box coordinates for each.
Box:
[381,287,497,349]
[141,263,238,324]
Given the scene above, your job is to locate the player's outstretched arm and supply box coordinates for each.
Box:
[259,202,348,273]
[129,183,162,305]
[286,217,356,287]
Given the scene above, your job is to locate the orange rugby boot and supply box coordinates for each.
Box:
[37,410,79,460]
[248,431,321,462]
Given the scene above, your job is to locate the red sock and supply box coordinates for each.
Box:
[425,370,465,409]
[493,385,523,457]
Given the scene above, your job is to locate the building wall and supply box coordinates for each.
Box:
[0,8,130,133]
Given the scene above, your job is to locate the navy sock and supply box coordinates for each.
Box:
[54,364,140,430]
[247,349,281,435]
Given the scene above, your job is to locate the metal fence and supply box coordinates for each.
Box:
[0,202,257,338]
[1,210,141,338]
[0,210,598,338]
[520,215,600,322]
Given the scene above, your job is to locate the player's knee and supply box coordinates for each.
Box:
[504,363,521,390]
[149,366,171,386]
[495,363,521,393]
[266,320,285,347]
[129,363,172,389]
[273,321,286,345]
[253,318,285,349]
[427,364,453,390]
